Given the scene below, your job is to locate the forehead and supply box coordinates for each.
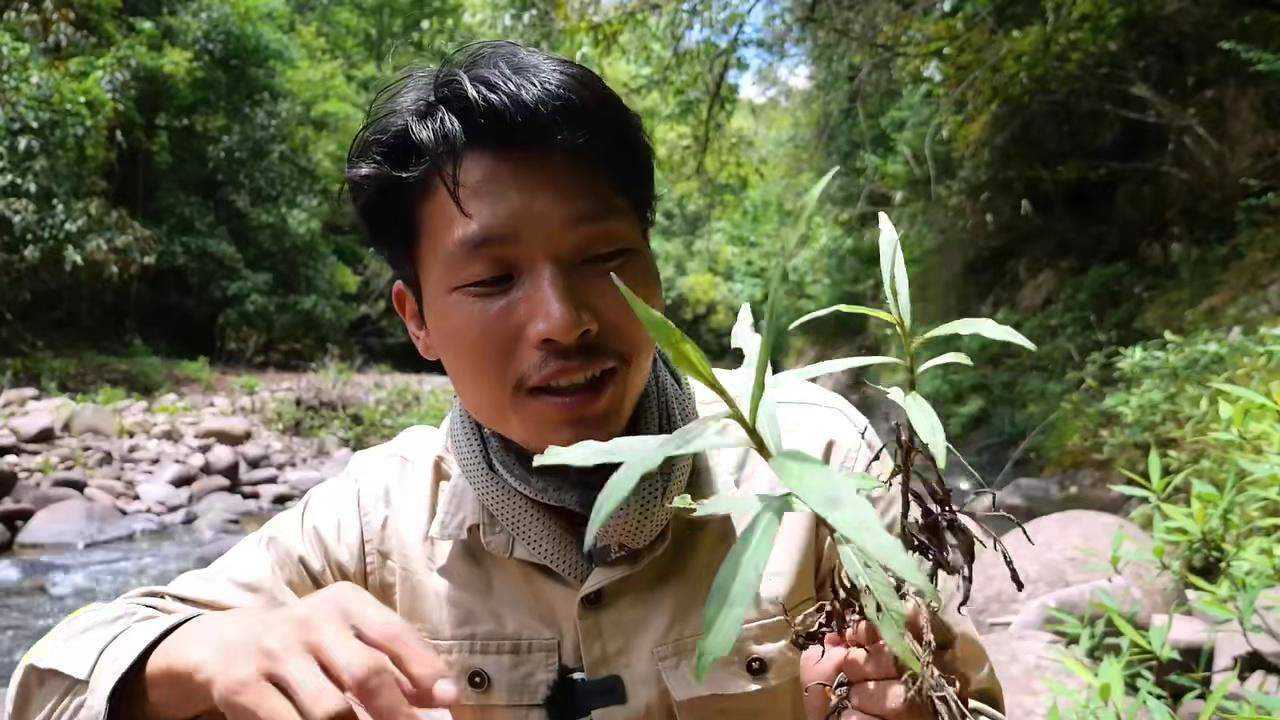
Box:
[415,149,639,257]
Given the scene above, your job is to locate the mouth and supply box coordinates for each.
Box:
[527,366,619,408]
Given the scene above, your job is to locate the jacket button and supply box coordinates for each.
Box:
[581,589,604,608]
[745,655,768,677]
[466,667,490,692]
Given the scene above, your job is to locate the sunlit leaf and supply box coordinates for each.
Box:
[769,451,935,600]
[696,498,787,679]
[1209,382,1280,411]
[918,317,1037,351]
[672,491,806,518]
[836,540,920,672]
[876,212,911,328]
[612,274,742,415]
[536,415,750,551]
[917,351,973,375]
[876,385,948,470]
[773,356,903,385]
[1106,609,1151,651]
[1147,446,1163,489]
[789,304,897,331]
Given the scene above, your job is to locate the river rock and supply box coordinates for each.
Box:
[135,482,190,510]
[203,444,239,481]
[283,469,324,493]
[192,491,255,518]
[88,478,132,498]
[48,470,88,492]
[983,629,1087,720]
[184,452,206,469]
[256,483,301,505]
[194,508,243,539]
[0,522,11,551]
[68,404,120,437]
[967,510,1182,633]
[0,429,18,454]
[151,462,198,487]
[11,485,83,511]
[7,412,56,443]
[984,470,1132,522]
[195,416,252,446]
[0,460,16,500]
[160,507,197,526]
[0,387,39,407]
[239,443,268,467]
[0,502,36,527]
[83,486,118,506]
[239,467,279,486]
[191,475,232,501]
[15,498,133,547]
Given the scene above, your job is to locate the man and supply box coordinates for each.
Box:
[6,41,1003,720]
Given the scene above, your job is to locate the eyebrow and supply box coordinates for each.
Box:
[453,209,635,254]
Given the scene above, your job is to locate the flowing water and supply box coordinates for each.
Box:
[0,523,263,701]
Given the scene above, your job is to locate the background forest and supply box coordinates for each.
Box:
[2,0,1279,716]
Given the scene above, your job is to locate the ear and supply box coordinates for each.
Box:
[391,279,440,362]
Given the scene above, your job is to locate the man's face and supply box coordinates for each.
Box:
[391,149,662,454]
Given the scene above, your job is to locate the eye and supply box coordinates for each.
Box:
[459,274,514,293]
[586,248,633,266]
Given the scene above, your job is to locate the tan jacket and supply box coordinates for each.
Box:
[5,374,1003,720]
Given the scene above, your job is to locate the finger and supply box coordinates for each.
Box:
[848,679,929,719]
[218,680,306,720]
[313,632,421,720]
[840,641,899,683]
[800,633,848,719]
[336,594,458,706]
[267,657,357,720]
[846,619,880,647]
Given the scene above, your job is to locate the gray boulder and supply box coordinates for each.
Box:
[190,475,232,502]
[0,522,11,552]
[135,483,190,511]
[256,484,301,505]
[11,485,83,512]
[239,443,268,468]
[967,510,1182,633]
[0,459,16,500]
[0,502,36,527]
[87,478,132,499]
[192,491,256,518]
[203,444,239,481]
[83,486,118,506]
[239,467,279,486]
[195,416,253,446]
[982,629,1087,720]
[283,469,324,493]
[7,412,56,443]
[150,462,198,487]
[0,387,39,407]
[48,470,88,492]
[15,499,134,547]
[0,429,18,454]
[68,404,120,437]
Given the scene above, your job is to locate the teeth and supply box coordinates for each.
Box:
[545,368,606,389]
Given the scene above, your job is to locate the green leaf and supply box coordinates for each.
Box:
[1198,673,1235,720]
[917,351,973,375]
[768,451,935,601]
[772,356,904,385]
[671,491,806,517]
[1210,382,1280,411]
[1107,609,1151,651]
[750,167,839,427]
[836,540,920,672]
[695,498,786,679]
[918,317,1037,351]
[788,304,897,331]
[536,415,749,551]
[876,385,948,470]
[1147,447,1163,489]
[877,212,911,328]
[612,274,742,415]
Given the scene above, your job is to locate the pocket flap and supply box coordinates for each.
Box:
[425,638,559,705]
[652,616,800,701]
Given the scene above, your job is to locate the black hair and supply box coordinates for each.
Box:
[344,40,656,295]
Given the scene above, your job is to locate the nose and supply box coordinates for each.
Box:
[527,268,598,348]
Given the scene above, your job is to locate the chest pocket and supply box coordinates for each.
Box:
[426,638,560,719]
[652,616,804,720]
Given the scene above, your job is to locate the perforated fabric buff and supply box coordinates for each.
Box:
[447,350,697,584]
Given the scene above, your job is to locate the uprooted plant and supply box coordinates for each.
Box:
[533,168,1034,719]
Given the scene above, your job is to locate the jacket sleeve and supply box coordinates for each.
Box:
[4,468,368,720]
[814,413,1006,714]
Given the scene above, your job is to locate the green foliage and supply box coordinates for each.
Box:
[1,345,215,396]
[266,380,454,451]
